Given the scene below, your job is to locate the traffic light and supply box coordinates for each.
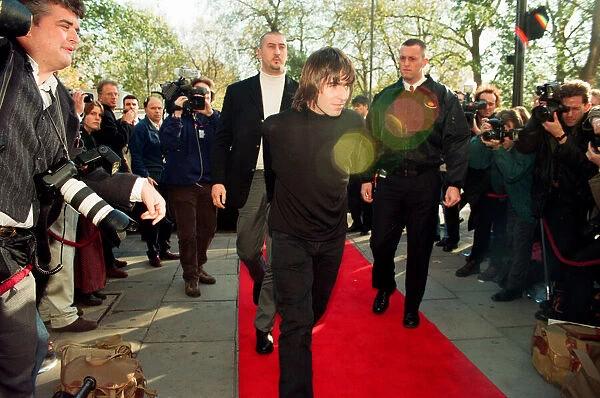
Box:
[516,6,549,45]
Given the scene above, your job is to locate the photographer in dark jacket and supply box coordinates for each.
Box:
[160,77,219,297]
[0,1,165,395]
[519,80,598,323]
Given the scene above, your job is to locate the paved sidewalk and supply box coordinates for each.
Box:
[36,219,559,397]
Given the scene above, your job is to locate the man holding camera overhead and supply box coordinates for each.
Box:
[160,77,219,298]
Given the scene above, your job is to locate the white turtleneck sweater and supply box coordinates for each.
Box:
[257,69,285,170]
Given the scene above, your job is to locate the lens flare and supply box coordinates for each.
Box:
[333,130,376,175]
[372,87,439,151]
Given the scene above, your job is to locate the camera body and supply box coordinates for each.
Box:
[160,68,206,114]
[531,82,567,123]
[461,93,487,125]
[481,118,520,142]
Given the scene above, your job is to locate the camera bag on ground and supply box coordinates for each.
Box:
[57,335,157,397]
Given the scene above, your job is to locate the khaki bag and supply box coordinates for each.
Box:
[57,335,156,398]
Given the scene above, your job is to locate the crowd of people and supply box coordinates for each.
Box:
[1,1,600,398]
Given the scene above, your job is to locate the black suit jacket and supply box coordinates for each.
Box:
[211,73,298,209]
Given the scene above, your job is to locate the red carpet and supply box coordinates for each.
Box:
[238,241,506,397]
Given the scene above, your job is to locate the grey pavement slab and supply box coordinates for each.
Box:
[453,337,560,398]
[429,267,500,292]
[458,291,540,328]
[145,301,236,343]
[101,309,157,329]
[395,272,457,300]
[104,281,170,311]
[499,325,537,354]
[138,341,236,398]
[419,299,503,340]
[176,258,239,276]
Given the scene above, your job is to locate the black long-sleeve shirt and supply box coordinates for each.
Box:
[263,107,365,241]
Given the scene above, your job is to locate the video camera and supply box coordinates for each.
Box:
[160,67,207,114]
[531,82,567,123]
[481,118,520,142]
[461,93,487,125]
[0,0,31,38]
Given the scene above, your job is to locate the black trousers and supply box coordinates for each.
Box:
[469,195,507,266]
[271,230,345,398]
[370,170,441,313]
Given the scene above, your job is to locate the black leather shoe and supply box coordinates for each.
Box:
[372,289,393,314]
[76,293,102,306]
[160,250,180,261]
[435,237,449,247]
[455,260,480,277]
[256,329,274,354]
[92,291,107,300]
[442,241,458,252]
[403,311,420,328]
[491,288,522,302]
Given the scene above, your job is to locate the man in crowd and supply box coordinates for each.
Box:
[591,88,600,107]
[130,95,178,268]
[455,83,507,279]
[38,100,107,333]
[362,38,469,328]
[96,79,135,172]
[519,80,598,324]
[263,46,365,398]
[160,77,219,297]
[348,95,372,235]
[0,1,166,395]
[121,94,141,125]
[211,31,298,354]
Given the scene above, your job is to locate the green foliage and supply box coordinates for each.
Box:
[74,0,187,98]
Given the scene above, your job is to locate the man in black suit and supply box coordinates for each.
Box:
[211,31,298,354]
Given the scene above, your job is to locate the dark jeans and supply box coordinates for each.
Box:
[469,195,508,266]
[370,170,441,314]
[168,183,217,282]
[503,205,536,291]
[271,230,345,398]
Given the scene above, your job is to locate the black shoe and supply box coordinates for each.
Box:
[256,329,274,354]
[491,288,522,302]
[403,311,420,328]
[159,250,180,261]
[435,237,449,247]
[455,260,480,277]
[75,293,102,306]
[372,289,393,314]
[92,291,107,300]
[442,241,458,252]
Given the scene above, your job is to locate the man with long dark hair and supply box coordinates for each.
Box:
[263,46,368,397]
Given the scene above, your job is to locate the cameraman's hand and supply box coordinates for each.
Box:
[542,112,565,139]
[480,118,492,132]
[173,95,187,118]
[140,180,166,225]
[211,184,227,209]
[72,91,85,116]
[586,142,600,167]
[480,136,501,150]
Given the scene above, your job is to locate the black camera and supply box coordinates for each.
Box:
[160,68,206,114]
[481,118,520,141]
[0,0,32,38]
[68,90,94,103]
[531,82,567,123]
[461,93,487,125]
[35,147,133,241]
